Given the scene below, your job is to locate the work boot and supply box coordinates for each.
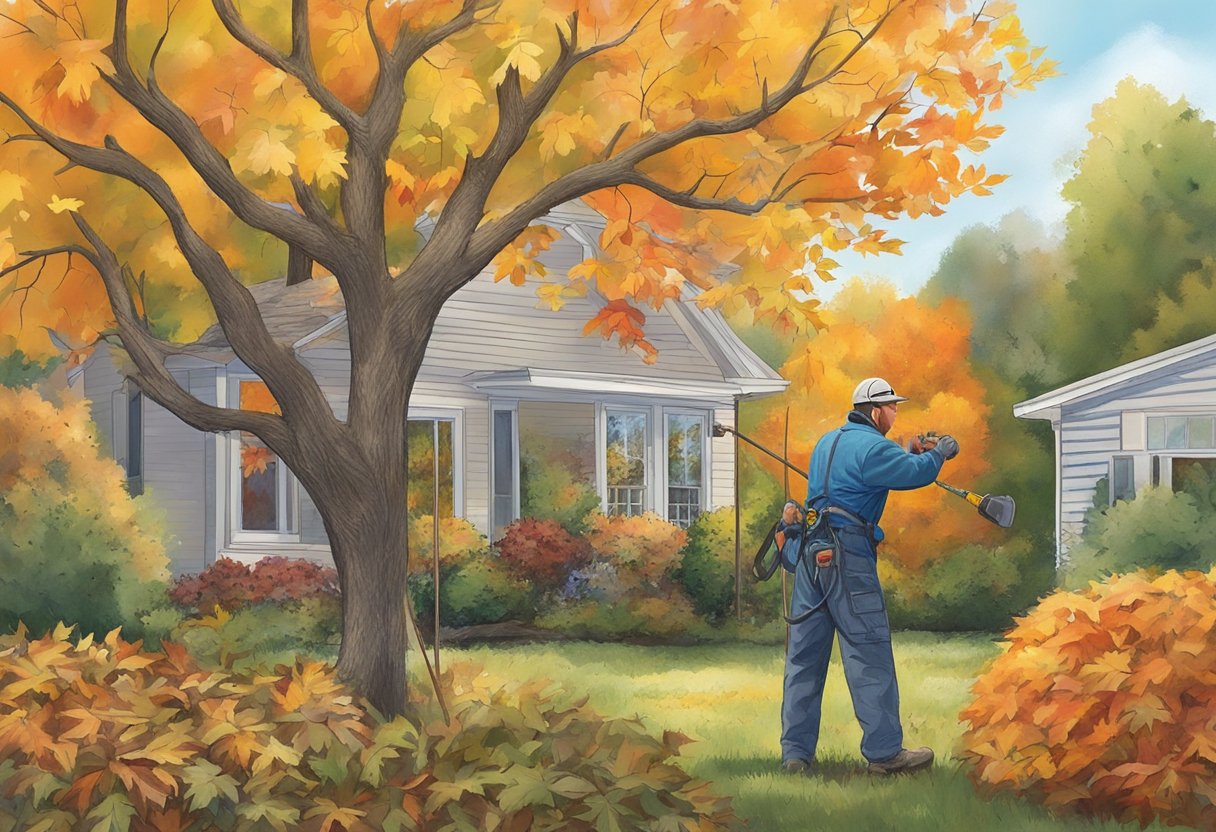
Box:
[866,747,934,775]
[781,758,812,775]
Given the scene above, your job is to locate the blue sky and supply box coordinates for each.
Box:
[818,2,1216,300]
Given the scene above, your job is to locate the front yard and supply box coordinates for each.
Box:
[443,634,1174,832]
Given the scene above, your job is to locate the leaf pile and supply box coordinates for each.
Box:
[0,624,740,831]
[959,569,1216,829]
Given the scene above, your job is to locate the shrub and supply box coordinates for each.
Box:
[169,556,339,614]
[959,569,1216,829]
[174,596,342,670]
[407,514,489,576]
[0,387,169,638]
[881,539,1054,631]
[673,508,737,622]
[519,447,600,534]
[1063,485,1216,588]
[0,626,741,832]
[495,518,590,591]
[584,511,688,586]
[409,557,536,631]
[537,594,708,642]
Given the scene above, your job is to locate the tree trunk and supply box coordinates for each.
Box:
[328,504,411,716]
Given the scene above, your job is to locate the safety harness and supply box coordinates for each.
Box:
[752,430,879,625]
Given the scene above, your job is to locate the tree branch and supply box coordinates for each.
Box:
[463,2,902,268]
[0,89,340,434]
[210,0,360,131]
[66,218,296,445]
[104,0,350,269]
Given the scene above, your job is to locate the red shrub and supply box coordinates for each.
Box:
[170,556,339,613]
[495,518,590,590]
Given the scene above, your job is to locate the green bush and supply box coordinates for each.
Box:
[0,387,170,639]
[173,595,342,670]
[1063,484,1216,588]
[674,506,785,625]
[519,448,600,534]
[409,557,536,632]
[882,539,1053,631]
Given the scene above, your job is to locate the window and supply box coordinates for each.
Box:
[233,380,296,537]
[126,388,143,496]
[491,407,518,538]
[606,410,648,516]
[1148,415,1216,450]
[407,418,455,518]
[1111,456,1135,504]
[667,414,705,528]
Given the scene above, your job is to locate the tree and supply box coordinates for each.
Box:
[0,0,1050,715]
[1055,80,1216,381]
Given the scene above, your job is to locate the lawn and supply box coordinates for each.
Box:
[440,633,1173,832]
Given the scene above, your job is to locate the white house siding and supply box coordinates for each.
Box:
[1050,349,1216,558]
[143,370,213,576]
[80,344,125,460]
[710,406,736,510]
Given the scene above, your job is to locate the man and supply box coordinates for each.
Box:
[779,376,960,776]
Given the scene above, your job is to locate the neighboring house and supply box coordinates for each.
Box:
[1015,333,1216,567]
[68,202,787,576]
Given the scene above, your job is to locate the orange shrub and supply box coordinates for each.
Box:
[959,569,1216,829]
[584,511,689,585]
[407,514,489,575]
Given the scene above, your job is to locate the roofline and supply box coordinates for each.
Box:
[464,367,787,403]
[1014,332,1216,419]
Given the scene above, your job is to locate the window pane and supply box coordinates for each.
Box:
[607,412,647,516]
[407,419,454,517]
[1147,417,1165,450]
[667,415,703,528]
[1111,457,1135,503]
[493,410,515,537]
[1189,417,1215,449]
[127,390,142,478]
[1166,416,1188,449]
[241,432,278,530]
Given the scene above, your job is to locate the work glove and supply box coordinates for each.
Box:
[907,431,940,455]
[780,500,804,528]
[934,435,960,460]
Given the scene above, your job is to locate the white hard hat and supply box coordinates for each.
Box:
[852,377,909,405]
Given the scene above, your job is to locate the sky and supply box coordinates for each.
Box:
[818,1,1216,301]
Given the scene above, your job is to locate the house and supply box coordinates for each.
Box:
[1014,333,1216,567]
[68,202,788,576]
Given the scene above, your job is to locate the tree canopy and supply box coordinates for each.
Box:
[1,0,1052,362]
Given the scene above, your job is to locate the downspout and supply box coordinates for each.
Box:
[1053,417,1063,571]
[734,396,742,623]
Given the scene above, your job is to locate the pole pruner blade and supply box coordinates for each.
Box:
[978,493,1016,528]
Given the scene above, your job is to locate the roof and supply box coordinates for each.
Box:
[1014,332,1216,421]
[193,275,345,353]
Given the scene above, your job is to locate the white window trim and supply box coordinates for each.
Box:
[227,375,300,544]
[663,408,710,522]
[407,405,466,519]
[599,403,653,515]
[489,400,520,535]
[1145,412,1216,452]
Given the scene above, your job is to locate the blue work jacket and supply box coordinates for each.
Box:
[805,411,946,543]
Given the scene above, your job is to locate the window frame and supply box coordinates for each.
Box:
[1109,455,1135,505]
[227,376,299,544]
[663,409,709,528]
[489,400,519,538]
[1147,413,1216,451]
[601,405,652,516]
[126,385,144,497]
[406,405,466,520]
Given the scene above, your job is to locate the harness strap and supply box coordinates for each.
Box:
[782,431,846,625]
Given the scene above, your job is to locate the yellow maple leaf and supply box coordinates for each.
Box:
[236,127,295,177]
[295,137,348,187]
[56,39,115,104]
[0,172,28,212]
[490,40,545,86]
[432,76,484,128]
[47,195,84,214]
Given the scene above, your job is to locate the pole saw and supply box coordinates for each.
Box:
[711,423,1016,529]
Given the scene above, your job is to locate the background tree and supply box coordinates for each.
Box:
[1054,80,1216,381]
[0,0,1050,714]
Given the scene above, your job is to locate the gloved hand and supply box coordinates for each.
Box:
[781,500,804,527]
[934,435,960,460]
[907,431,940,455]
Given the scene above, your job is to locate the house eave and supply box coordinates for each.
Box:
[464,368,787,404]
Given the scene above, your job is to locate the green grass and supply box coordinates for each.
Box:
[438,633,1173,832]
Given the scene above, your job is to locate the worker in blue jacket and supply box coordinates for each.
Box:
[779,377,959,776]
